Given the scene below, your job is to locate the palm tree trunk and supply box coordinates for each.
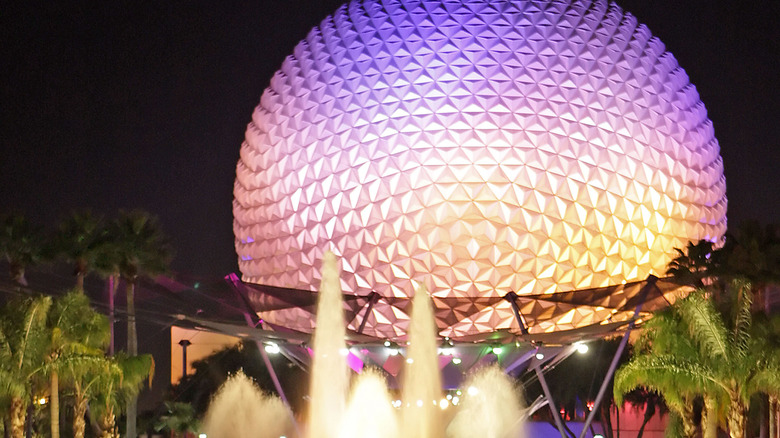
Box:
[98,410,117,438]
[637,402,656,438]
[680,403,697,438]
[769,396,777,438]
[108,275,118,355]
[703,396,718,438]
[126,279,137,438]
[9,397,25,438]
[73,395,87,438]
[76,272,85,292]
[23,398,32,438]
[727,398,747,438]
[51,370,60,438]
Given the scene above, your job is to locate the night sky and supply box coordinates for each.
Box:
[2,0,778,281]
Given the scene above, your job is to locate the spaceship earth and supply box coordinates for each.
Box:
[233,0,727,338]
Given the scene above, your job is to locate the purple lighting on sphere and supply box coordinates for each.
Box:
[233,0,726,338]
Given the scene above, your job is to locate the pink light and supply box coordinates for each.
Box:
[346,352,364,374]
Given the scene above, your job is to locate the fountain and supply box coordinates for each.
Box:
[204,253,526,437]
[202,371,296,438]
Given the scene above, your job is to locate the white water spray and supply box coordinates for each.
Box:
[204,253,527,438]
[307,252,349,438]
[400,283,444,438]
[202,371,295,438]
[340,369,399,438]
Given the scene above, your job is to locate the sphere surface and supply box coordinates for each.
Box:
[233,0,726,335]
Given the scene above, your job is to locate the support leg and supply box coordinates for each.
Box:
[535,364,568,438]
[578,276,657,438]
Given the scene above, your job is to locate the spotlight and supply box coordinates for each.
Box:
[451,357,462,365]
[385,341,400,356]
[491,345,504,355]
[535,352,545,360]
[264,343,281,354]
[438,337,455,355]
[575,342,588,354]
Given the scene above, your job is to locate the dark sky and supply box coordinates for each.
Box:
[2,0,778,280]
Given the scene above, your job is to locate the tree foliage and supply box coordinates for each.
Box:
[0,213,45,286]
[616,283,780,438]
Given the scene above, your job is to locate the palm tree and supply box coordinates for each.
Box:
[63,354,120,438]
[0,213,45,287]
[108,210,171,438]
[0,296,51,438]
[53,211,107,292]
[154,402,199,438]
[666,239,719,289]
[92,353,154,438]
[45,290,110,438]
[616,282,780,438]
[93,233,122,357]
[614,305,706,438]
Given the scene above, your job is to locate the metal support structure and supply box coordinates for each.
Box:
[224,273,290,406]
[357,291,381,334]
[578,275,658,438]
[503,291,529,334]
[535,364,568,438]
[504,347,540,374]
[505,292,566,437]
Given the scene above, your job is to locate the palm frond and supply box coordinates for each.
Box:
[50,289,109,350]
[114,353,155,394]
[614,354,716,409]
[641,310,699,358]
[746,364,780,399]
[664,411,685,438]
[730,279,753,359]
[676,291,730,361]
[16,296,51,372]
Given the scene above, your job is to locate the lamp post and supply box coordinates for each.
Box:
[178,339,192,379]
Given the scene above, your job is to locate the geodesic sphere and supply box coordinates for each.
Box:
[233,0,726,303]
